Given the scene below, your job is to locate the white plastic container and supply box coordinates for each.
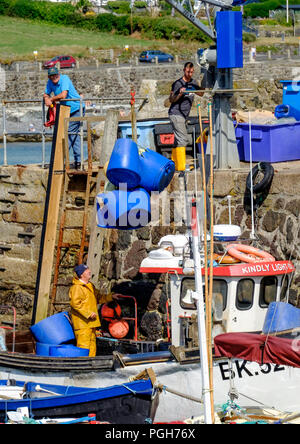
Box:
[213,224,241,242]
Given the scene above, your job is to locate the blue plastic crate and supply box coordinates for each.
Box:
[235,121,300,162]
[118,119,169,150]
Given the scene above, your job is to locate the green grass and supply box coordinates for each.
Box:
[0,15,159,62]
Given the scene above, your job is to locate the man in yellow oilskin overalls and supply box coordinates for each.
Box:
[69,264,118,357]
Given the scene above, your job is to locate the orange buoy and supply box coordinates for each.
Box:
[226,244,275,264]
[108,319,129,339]
[213,253,241,264]
[100,302,121,321]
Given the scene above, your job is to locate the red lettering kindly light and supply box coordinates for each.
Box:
[139,261,295,277]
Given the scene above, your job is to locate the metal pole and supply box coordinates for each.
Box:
[3,103,7,166]
[191,201,213,425]
[42,100,46,168]
[80,98,84,169]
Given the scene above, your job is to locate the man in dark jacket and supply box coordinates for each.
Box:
[168,62,204,170]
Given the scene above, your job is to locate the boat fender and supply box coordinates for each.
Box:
[246,162,274,194]
[100,301,121,321]
[108,319,129,339]
[226,244,275,264]
[213,253,241,264]
[44,103,57,128]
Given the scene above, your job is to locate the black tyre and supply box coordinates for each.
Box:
[246,162,274,193]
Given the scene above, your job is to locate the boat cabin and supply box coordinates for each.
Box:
[140,235,295,347]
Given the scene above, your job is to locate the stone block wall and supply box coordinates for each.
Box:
[1,60,300,113]
[1,163,299,330]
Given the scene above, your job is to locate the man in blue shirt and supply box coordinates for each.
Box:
[43,67,85,169]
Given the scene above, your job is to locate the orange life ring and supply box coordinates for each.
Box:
[226,244,275,264]
[213,253,241,264]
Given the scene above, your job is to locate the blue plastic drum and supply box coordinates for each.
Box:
[138,148,175,193]
[49,345,90,357]
[30,312,75,345]
[35,343,75,357]
[96,187,151,230]
[106,138,141,189]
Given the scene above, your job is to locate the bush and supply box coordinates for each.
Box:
[244,0,281,18]
[0,0,210,42]
[107,1,131,14]
[243,32,256,43]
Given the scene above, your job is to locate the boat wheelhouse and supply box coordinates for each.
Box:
[140,235,295,346]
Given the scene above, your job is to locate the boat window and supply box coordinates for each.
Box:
[259,276,277,308]
[280,275,289,302]
[180,278,227,311]
[236,279,254,310]
[180,278,197,310]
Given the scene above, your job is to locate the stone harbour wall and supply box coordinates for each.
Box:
[1,60,300,114]
[0,164,300,330]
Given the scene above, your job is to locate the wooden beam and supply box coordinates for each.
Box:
[32,105,70,324]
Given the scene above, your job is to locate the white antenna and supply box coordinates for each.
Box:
[248,111,256,240]
[227,195,232,225]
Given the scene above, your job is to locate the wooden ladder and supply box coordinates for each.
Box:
[49,120,106,314]
[32,107,120,324]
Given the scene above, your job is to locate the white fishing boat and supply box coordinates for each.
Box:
[0,226,298,423]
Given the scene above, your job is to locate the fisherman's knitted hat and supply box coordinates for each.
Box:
[74,264,88,278]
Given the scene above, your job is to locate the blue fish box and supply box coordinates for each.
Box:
[263,302,300,334]
[235,121,300,162]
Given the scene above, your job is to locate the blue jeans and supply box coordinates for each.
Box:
[69,109,84,162]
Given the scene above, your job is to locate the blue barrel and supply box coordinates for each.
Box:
[263,302,300,334]
[35,342,53,357]
[96,187,151,230]
[138,148,175,193]
[35,343,75,357]
[49,345,89,357]
[30,312,75,345]
[106,138,141,189]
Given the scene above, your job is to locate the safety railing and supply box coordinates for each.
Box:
[1,95,148,168]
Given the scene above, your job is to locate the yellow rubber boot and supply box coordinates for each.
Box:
[171,146,186,171]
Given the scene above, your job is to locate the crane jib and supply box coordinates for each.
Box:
[164,0,232,41]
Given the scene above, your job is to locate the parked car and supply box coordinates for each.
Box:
[43,55,76,70]
[139,50,174,63]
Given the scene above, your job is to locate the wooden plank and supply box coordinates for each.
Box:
[32,105,70,324]
[87,109,120,288]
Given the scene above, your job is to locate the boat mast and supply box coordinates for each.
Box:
[191,201,213,424]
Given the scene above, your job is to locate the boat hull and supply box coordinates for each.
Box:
[0,379,158,424]
[1,357,300,422]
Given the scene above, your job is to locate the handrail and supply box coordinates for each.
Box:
[1,96,148,168]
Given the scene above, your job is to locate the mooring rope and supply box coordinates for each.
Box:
[155,383,203,404]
